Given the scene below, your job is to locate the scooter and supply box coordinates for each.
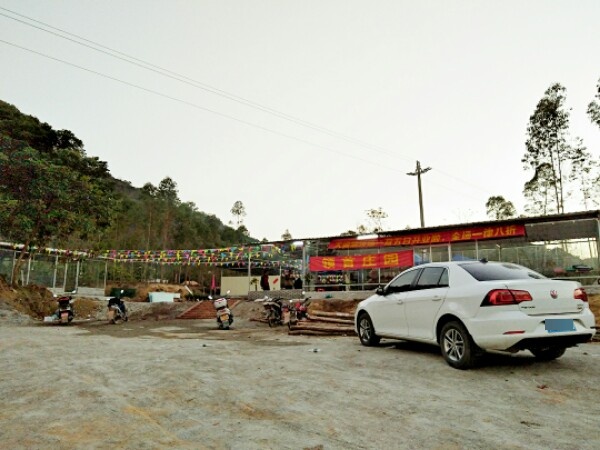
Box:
[212,290,233,330]
[54,293,75,324]
[107,289,128,324]
[263,296,286,327]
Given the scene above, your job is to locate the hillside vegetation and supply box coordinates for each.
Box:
[0,99,254,255]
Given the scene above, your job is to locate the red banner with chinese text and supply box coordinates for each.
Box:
[309,250,414,272]
[328,224,526,250]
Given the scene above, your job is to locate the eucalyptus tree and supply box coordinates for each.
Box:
[366,207,388,232]
[523,163,555,216]
[588,77,600,130]
[523,83,582,215]
[230,200,246,227]
[568,138,600,209]
[485,196,516,220]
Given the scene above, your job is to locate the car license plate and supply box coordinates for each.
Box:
[545,319,575,333]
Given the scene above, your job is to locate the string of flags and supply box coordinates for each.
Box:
[0,241,301,267]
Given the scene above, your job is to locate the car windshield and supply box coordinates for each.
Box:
[458,262,546,281]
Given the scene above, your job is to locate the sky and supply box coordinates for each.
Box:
[1,0,599,243]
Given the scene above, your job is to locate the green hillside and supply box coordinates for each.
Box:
[0,99,255,252]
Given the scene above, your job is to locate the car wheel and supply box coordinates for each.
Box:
[530,346,566,361]
[357,313,380,346]
[440,321,477,370]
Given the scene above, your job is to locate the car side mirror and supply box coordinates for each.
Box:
[376,286,385,295]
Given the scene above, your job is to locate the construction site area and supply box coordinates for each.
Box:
[1,280,600,449]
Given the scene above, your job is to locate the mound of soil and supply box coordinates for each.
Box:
[1,276,598,328]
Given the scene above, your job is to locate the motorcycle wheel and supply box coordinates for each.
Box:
[268,312,276,328]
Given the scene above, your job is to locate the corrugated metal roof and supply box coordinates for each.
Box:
[268,210,600,244]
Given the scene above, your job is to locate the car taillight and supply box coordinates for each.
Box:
[482,289,533,306]
[574,288,588,302]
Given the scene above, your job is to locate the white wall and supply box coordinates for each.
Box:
[221,275,280,296]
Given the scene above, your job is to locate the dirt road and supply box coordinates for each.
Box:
[1,317,599,450]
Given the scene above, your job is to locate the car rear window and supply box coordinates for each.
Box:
[458,262,546,281]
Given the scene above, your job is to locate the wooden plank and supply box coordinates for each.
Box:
[288,330,352,336]
[290,324,355,333]
[308,316,354,325]
[309,309,354,319]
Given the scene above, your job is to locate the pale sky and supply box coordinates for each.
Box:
[1,0,599,242]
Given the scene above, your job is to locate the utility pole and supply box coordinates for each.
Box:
[407,160,431,227]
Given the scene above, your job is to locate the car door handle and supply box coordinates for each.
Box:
[397,300,404,305]
[432,296,443,301]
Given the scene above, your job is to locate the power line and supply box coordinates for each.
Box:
[0,6,494,199]
[0,38,400,174]
[0,6,409,162]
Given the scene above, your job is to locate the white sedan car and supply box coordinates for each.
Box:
[354,260,596,369]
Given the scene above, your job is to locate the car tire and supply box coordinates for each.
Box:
[357,312,380,346]
[440,321,477,370]
[530,346,566,361]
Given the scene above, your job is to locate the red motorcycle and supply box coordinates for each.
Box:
[288,292,311,329]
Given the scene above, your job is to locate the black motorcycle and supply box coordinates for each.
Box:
[54,294,75,324]
[263,297,286,327]
[107,290,128,324]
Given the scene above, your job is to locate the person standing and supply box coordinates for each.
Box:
[293,275,303,290]
[260,270,270,291]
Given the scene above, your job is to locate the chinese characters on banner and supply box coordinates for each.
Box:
[309,250,414,272]
[328,225,526,250]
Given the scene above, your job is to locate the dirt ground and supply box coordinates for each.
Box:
[1,282,599,449]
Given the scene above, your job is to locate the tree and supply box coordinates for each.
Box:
[485,196,516,220]
[523,163,555,216]
[588,77,600,130]
[523,83,583,214]
[568,139,600,210]
[366,207,388,232]
[230,200,246,227]
[281,229,292,240]
[0,137,115,285]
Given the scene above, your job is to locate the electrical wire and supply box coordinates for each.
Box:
[0,36,488,202]
[0,8,491,202]
[0,7,409,162]
[0,38,403,175]
[0,5,491,194]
